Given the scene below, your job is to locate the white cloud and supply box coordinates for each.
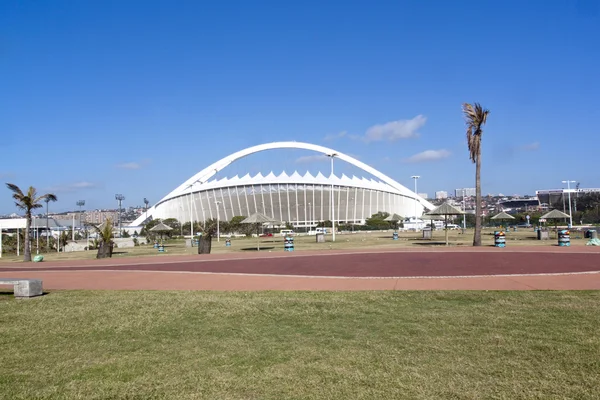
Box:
[45,181,98,193]
[519,142,540,151]
[363,115,426,143]
[323,131,347,142]
[116,162,142,170]
[402,149,451,163]
[295,154,329,163]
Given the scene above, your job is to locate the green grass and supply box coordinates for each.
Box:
[1,291,599,399]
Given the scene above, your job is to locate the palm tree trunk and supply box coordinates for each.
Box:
[473,155,482,246]
[24,212,32,261]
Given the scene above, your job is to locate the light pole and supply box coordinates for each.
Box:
[76,200,85,241]
[328,153,338,241]
[143,197,149,222]
[215,201,221,242]
[115,194,125,238]
[411,175,420,219]
[562,180,576,228]
[462,197,466,230]
[187,184,194,238]
[308,202,311,230]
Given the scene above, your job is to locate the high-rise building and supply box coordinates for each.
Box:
[455,188,476,197]
[417,193,429,200]
[435,191,448,199]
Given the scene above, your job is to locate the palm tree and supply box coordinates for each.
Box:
[86,218,115,259]
[462,103,490,246]
[6,183,58,261]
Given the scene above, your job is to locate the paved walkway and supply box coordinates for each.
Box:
[1,246,599,291]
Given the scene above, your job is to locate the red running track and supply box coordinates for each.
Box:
[1,250,599,278]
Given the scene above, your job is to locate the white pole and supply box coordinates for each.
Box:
[72,214,75,241]
[562,180,574,228]
[330,154,336,242]
[36,218,39,254]
[462,197,466,230]
[189,184,193,238]
[0,223,3,258]
[17,228,20,256]
[216,201,220,242]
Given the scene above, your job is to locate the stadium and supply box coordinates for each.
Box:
[131,142,434,228]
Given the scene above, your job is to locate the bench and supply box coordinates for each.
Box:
[0,278,44,298]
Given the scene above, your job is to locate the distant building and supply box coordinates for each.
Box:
[455,188,476,197]
[417,193,429,200]
[535,188,600,208]
[435,191,448,199]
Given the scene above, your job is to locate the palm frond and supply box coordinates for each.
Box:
[37,193,58,203]
[6,183,23,197]
[462,102,490,163]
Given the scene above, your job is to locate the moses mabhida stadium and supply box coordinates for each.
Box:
[131,141,434,228]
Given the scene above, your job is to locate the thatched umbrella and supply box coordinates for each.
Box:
[241,212,278,251]
[540,209,571,237]
[384,213,403,230]
[149,222,173,244]
[490,211,515,230]
[424,202,465,246]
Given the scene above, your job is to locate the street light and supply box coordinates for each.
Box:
[411,175,420,219]
[76,200,85,241]
[143,198,149,222]
[187,183,194,238]
[115,194,125,237]
[44,196,56,252]
[562,180,576,227]
[328,153,338,242]
[215,201,221,242]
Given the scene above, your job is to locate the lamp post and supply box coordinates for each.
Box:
[562,180,576,228]
[328,153,338,242]
[308,202,311,231]
[215,201,221,242]
[143,198,149,223]
[115,194,125,238]
[76,200,85,242]
[187,184,194,238]
[411,175,420,219]
[462,196,466,230]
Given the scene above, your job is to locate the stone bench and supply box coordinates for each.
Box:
[0,278,44,298]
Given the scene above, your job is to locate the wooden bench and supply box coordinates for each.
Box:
[0,278,43,298]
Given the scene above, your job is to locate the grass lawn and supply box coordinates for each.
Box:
[1,291,599,399]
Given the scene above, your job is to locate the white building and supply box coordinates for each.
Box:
[435,191,448,199]
[131,141,436,227]
[455,188,476,197]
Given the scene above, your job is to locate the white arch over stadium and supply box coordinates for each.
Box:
[131,141,434,226]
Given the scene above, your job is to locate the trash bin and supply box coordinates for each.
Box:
[393,232,398,240]
[537,229,549,240]
[422,227,432,239]
[316,233,325,243]
[284,235,294,251]
[494,231,506,247]
[558,229,570,247]
[225,238,231,247]
[586,229,597,239]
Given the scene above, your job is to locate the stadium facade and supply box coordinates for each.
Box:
[131,142,435,227]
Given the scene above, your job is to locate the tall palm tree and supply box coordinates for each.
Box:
[462,103,490,246]
[6,183,58,261]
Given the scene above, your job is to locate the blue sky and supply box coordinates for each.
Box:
[1,0,598,214]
